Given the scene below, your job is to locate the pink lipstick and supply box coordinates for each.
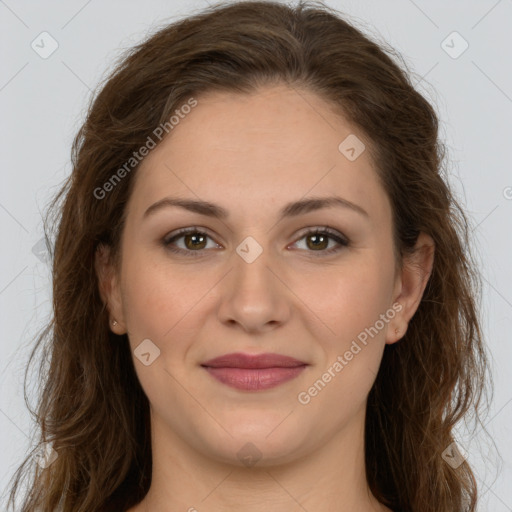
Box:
[201,352,308,391]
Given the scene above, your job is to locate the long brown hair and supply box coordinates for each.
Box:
[5,1,489,510]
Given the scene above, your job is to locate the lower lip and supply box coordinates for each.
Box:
[203,366,307,391]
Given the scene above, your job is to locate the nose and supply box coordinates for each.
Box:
[216,240,291,334]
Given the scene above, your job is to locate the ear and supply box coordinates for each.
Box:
[95,243,126,334]
[386,231,435,344]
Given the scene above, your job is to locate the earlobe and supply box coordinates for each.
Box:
[94,244,126,333]
[386,232,435,344]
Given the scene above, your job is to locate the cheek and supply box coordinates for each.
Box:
[294,262,393,420]
[294,254,395,342]
[120,251,197,342]
[119,254,208,396]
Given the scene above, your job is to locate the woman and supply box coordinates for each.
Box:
[6,1,489,511]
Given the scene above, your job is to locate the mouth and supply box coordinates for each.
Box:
[201,352,308,391]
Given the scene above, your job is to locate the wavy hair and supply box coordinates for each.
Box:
[6,1,489,510]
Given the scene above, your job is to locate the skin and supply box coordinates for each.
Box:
[96,84,434,512]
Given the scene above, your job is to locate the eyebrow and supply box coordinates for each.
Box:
[143,195,369,221]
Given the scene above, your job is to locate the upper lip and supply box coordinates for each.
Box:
[201,352,307,369]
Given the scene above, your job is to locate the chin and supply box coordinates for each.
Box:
[201,421,311,467]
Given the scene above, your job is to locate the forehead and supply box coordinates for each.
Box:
[129,84,391,224]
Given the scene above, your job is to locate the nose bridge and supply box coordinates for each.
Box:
[231,234,277,299]
[216,234,290,331]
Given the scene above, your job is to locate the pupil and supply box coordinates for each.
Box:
[308,234,327,250]
[186,233,206,249]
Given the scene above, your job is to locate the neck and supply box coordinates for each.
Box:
[130,406,390,512]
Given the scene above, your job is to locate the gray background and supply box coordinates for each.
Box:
[0,0,511,510]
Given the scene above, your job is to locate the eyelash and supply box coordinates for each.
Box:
[162,226,349,258]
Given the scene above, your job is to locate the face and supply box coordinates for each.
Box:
[98,84,431,467]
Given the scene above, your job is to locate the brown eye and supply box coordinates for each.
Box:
[183,232,207,250]
[306,233,329,251]
[291,228,349,256]
[163,228,220,256]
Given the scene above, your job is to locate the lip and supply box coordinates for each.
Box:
[201,352,308,391]
[202,352,307,369]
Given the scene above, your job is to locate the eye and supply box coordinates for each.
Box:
[290,227,349,256]
[162,226,349,257]
[163,227,221,257]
